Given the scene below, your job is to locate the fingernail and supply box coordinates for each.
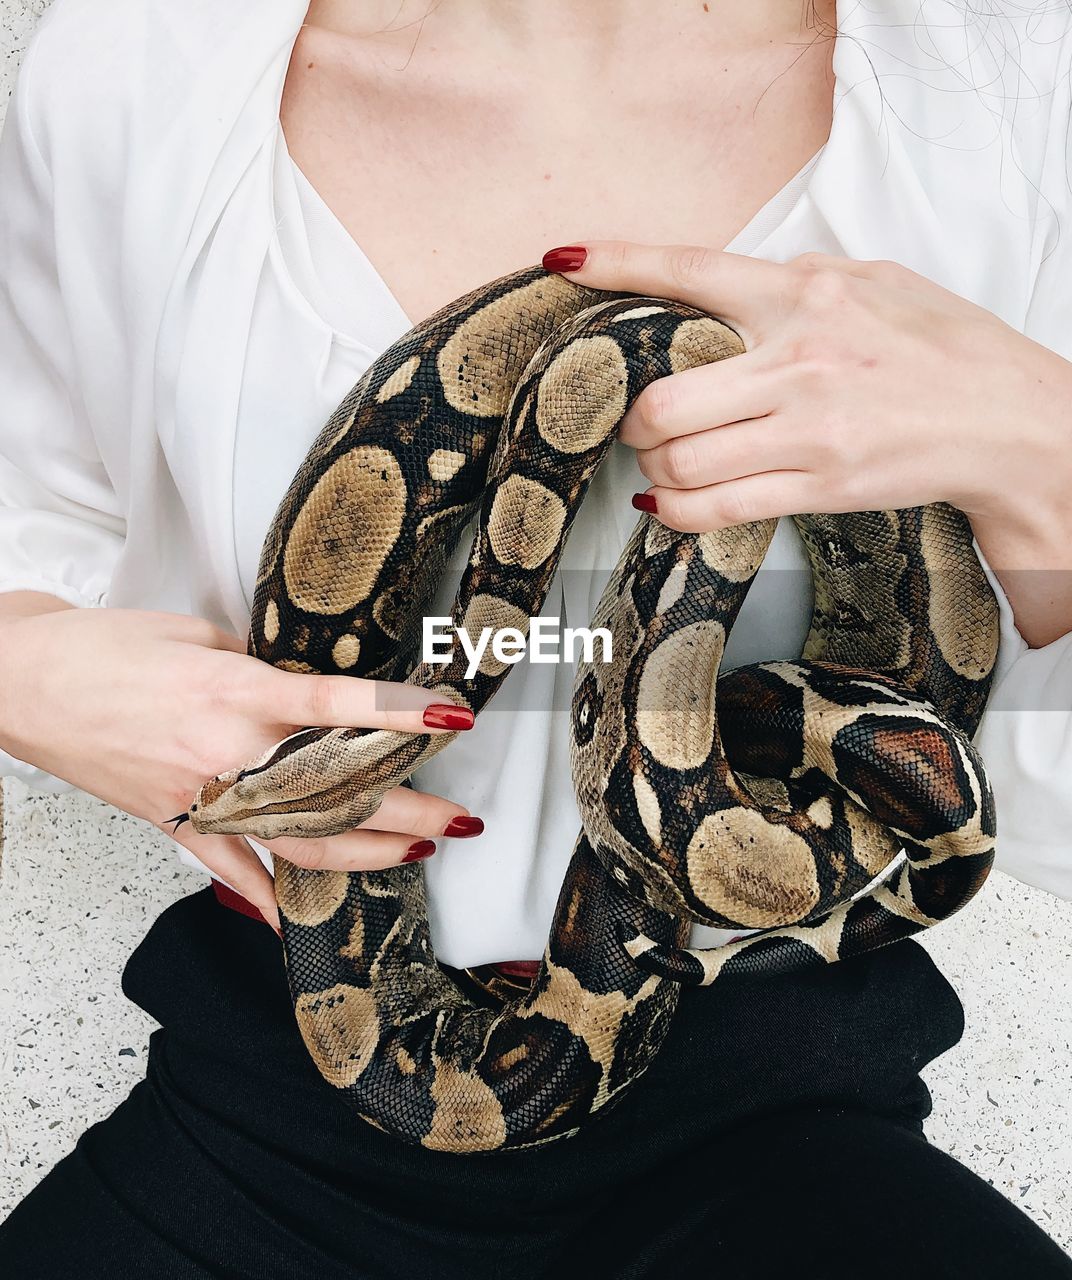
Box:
[423,704,475,731]
[402,839,437,863]
[542,245,587,273]
[631,492,658,514]
[494,960,541,980]
[443,816,485,838]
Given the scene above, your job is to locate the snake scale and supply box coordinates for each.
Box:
[182,266,1000,1152]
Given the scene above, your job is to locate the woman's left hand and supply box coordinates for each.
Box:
[542,242,1072,646]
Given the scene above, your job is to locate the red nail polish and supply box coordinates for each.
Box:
[542,245,587,273]
[493,960,542,980]
[443,816,484,838]
[402,839,436,863]
[423,704,475,731]
[631,492,658,514]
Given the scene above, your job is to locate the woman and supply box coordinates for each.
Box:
[1,0,1071,1274]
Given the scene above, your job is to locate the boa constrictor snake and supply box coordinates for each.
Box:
[181,266,1000,1153]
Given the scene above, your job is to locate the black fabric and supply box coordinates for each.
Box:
[2,886,1069,1279]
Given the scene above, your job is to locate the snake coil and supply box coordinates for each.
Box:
[183,267,999,1152]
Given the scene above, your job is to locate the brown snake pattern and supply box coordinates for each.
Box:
[180,266,1000,1151]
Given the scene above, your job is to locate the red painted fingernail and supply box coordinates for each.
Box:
[423,704,475,731]
[631,492,658,513]
[402,839,436,863]
[443,816,484,838]
[542,245,587,273]
[494,960,542,980]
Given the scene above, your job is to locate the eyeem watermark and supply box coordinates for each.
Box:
[423,616,612,679]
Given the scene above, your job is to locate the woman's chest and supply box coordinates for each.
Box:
[278,24,835,325]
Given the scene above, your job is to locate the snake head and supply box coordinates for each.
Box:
[185,724,434,841]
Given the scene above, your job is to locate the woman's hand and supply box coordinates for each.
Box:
[543,242,1072,645]
[0,607,482,929]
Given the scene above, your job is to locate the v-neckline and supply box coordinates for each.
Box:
[268,2,846,344]
[280,132,825,349]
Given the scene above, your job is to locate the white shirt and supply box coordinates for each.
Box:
[2,0,1072,969]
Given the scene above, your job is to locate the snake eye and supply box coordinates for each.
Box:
[572,673,602,748]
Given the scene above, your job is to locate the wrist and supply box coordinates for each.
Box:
[955,334,1072,539]
[0,610,62,760]
[967,491,1072,571]
[968,502,1072,648]
[0,617,31,756]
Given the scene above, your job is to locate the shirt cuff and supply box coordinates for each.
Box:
[973,546,1072,899]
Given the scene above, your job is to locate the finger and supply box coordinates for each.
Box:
[261,828,443,873]
[618,354,778,450]
[637,470,822,533]
[169,829,280,931]
[249,671,475,736]
[542,240,789,339]
[637,417,805,492]
[356,786,484,839]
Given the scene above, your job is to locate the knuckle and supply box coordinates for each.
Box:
[378,704,411,734]
[789,254,850,308]
[411,793,453,833]
[863,257,905,285]
[711,487,754,529]
[603,241,630,275]
[800,265,850,309]
[667,244,715,290]
[792,251,830,274]
[662,437,700,488]
[637,378,677,437]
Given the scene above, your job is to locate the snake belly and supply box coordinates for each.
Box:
[184,265,1000,1152]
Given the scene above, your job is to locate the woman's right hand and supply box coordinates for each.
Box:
[0,606,482,929]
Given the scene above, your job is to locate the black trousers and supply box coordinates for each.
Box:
[3,886,1069,1279]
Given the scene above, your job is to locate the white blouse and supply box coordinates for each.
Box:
[2,0,1072,968]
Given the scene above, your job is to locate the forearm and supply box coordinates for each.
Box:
[0,589,77,621]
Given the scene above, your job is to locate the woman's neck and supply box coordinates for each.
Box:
[302,0,836,70]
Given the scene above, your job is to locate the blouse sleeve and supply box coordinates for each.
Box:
[0,36,126,792]
[972,25,1072,901]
